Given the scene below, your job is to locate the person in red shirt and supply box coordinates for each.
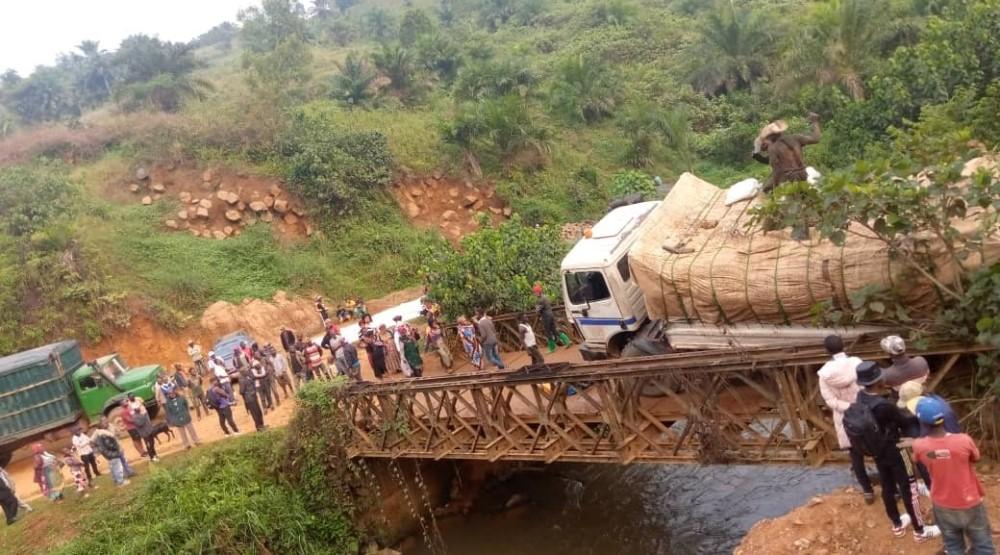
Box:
[912,396,996,555]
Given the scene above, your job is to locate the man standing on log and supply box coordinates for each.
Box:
[753,112,821,191]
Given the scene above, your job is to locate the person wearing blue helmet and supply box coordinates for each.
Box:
[912,396,996,555]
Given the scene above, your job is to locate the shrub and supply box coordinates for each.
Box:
[609,169,655,200]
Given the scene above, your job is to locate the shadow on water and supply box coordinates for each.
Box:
[404,464,851,555]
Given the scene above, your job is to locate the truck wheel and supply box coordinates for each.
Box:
[621,341,673,397]
[0,450,10,467]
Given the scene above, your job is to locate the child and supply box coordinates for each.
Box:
[61,449,91,498]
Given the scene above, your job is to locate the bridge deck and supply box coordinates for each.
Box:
[334,342,983,465]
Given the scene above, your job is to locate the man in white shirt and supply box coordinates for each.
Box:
[71,426,100,483]
[817,334,874,503]
[208,351,234,400]
[519,314,544,366]
[187,340,206,376]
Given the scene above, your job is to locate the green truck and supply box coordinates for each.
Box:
[0,341,162,466]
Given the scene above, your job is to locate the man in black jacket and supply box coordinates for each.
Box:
[853,361,940,543]
[238,368,266,432]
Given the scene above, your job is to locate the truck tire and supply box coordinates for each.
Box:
[622,340,672,397]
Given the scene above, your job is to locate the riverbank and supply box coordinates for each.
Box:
[736,472,1000,555]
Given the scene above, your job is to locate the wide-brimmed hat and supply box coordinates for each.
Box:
[897,380,924,410]
[881,335,906,356]
[754,120,788,152]
[855,360,883,387]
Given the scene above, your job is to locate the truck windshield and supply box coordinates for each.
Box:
[565,271,611,304]
[100,357,128,380]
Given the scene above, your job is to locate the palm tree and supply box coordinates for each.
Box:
[453,59,536,101]
[74,40,114,105]
[372,43,415,93]
[363,8,396,42]
[548,54,617,123]
[689,4,771,95]
[330,52,377,105]
[782,0,886,101]
[310,0,334,19]
[617,102,694,169]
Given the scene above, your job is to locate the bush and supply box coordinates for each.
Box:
[609,169,655,200]
[422,217,569,318]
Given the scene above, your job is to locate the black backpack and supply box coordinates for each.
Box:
[843,396,891,457]
[96,433,120,458]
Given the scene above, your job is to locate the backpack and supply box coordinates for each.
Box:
[96,434,120,458]
[843,396,891,457]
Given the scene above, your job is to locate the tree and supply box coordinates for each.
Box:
[398,9,435,47]
[781,0,887,101]
[441,95,551,175]
[0,70,20,89]
[114,35,200,85]
[688,3,771,95]
[335,0,358,14]
[72,40,115,107]
[330,52,377,105]
[589,0,636,26]
[309,0,335,19]
[609,170,656,200]
[422,217,569,319]
[239,0,313,103]
[372,43,416,95]
[617,102,694,169]
[7,67,75,123]
[115,72,214,112]
[547,54,618,123]
[415,33,463,83]
[453,58,536,101]
[363,8,397,42]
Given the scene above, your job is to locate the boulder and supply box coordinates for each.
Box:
[409,186,424,197]
[260,211,274,223]
[128,183,141,193]
[405,202,421,218]
[249,201,267,213]
[212,230,226,240]
[473,199,485,210]
[237,201,246,211]
[485,188,495,199]
[195,207,210,219]
[178,210,189,220]
[199,199,213,210]
[141,196,153,205]
[165,219,178,229]
[201,169,214,182]
[269,184,282,197]
[228,192,240,205]
[223,226,234,236]
[151,183,166,193]
[463,194,478,207]
[442,210,456,221]
[225,210,242,223]
[489,207,502,215]
[503,206,513,217]
[273,199,289,214]
[283,213,299,225]
[292,206,305,217]
[190,198,200,205]
[179,191,192,203]
[263,195,275,208]
[305,224,314,237]
[135,167,149,181]
[448,187,459,198]
[189,228,201,237]
[216,190,229,201]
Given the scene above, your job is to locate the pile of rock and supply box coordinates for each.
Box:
[395,173,512,240]
[130,167,311,240]
[561,222,594,242]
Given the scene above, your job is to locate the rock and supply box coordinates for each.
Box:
[807,496,824,507]
[225,210,242,223]
[178,210,188,220]
[264,195,275,208]
[292,206,304,217]
[228,192,241,205]
[405,202,421,218]
[273,199,289,214]
[865,520,876,529]
[195,207,210,219]
[283,213,299,225]
[305,224,314,237]
[190,198,200,205]
[433,170,443,180]
[128,183,140,193]
[442,210,456,221]
[141,196,153,205]
[189,228,200,236]
[151,182,166,193]
[792,538,810,550]
[212,230,226,240]
[485,187,495,199]
[249,201,267,213]
[489,206,502,215]
[473,199,485,210]
[260,211,274,223]
[135,167,149,180]
[463,193,478,207]
[448,187,459,198]
[201,169,213,182]
[503,206,513,217]
[409,186,424,197]
[817,535,829,545]
[179,191,192,203]
[792,518,804,526]
[165,219,178,229]
[216,190,229,201]
[199,199,213,210]
[269,184,282,197]
[223,226,234,236]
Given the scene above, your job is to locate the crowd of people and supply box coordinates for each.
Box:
[818,334,995,553]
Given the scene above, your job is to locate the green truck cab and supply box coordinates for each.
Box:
[0,341,161,467]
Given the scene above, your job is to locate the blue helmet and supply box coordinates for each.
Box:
[915,396,947,425]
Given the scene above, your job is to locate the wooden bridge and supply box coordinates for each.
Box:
[334,339,984,466]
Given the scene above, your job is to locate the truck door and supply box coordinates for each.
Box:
[75,373,118,421]
[564,270,625,347]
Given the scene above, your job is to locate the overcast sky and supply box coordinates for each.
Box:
[0,0,261,76]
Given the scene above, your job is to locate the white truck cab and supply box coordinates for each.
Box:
[561,201,660,360]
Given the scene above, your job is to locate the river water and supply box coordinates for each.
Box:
[404,463,851,555]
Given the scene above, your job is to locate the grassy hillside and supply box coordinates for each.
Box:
[0,0,996,353]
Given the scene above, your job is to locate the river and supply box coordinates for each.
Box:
[404,463,851,555]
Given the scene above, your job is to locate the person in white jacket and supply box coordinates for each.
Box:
[817,335,874,503]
